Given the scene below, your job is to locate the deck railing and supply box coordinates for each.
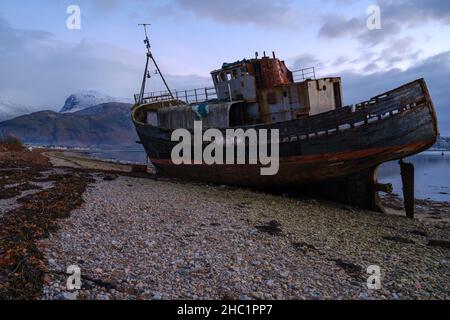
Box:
[292,67,316,82]
[135,67,316,105]
[135,87,218,105]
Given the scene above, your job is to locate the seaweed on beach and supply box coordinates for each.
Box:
[255,220,283,236]
[0,183,42,200]
[382,236,415,244]
[0,151,94,300]
[292,241,318,254]
[333,259,364,280]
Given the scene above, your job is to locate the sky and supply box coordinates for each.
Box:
[0,0,449,134]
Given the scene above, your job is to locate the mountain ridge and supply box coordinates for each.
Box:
[0,102,138,147]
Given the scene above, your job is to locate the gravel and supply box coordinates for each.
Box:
[40,175,450,300]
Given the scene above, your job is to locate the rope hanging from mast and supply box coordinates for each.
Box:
[138,23,174,105]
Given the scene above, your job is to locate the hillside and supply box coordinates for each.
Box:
[432,136,450,150]
[0,103,138,147]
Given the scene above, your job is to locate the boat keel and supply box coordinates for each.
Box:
[297,166,391,213]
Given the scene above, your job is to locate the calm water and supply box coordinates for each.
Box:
[79,148,149,164]
[84,148,450,202]
[378,151,450,202]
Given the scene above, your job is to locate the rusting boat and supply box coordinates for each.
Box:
[131,28,439,215]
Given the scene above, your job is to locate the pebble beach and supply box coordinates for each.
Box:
[1,149,449,300]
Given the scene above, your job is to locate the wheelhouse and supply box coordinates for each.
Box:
[133,52,344,129]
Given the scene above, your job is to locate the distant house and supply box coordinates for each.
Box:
[432,135,450,150]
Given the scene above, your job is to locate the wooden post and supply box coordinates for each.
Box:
[400,160,415,219]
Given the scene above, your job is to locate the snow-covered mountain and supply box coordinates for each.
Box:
[59,90,131,113]
[0,99,32,122]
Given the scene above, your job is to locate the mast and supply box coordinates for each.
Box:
[138,24,174,105]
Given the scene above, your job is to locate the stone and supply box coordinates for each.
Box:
[250,292,263,300]
[152,292,162,300]
[61,292,78,300]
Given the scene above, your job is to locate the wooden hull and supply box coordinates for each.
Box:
[132,79,438,188]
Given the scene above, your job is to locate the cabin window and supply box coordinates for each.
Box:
[214,74,220,84]
[232,69,238,79]
[226,72,232,81]
[220,72,226,82]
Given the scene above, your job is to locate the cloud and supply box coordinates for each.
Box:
[90,0,121,12]
[0,15,139,108]
[319,16,361,38]
[0,14,210,111]
[361,37,424,71]
[291,54,320,69]
[332,55,350,67]
[0,16,53,53]
[322,0,450,26]
[173,0,300,29]
[319,0,450,46]
[334,51,450,135]
[356,19,402,47]
[318,14,402,47]
[378,0,450,26]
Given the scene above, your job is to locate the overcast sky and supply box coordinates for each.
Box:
[0,0,449,134]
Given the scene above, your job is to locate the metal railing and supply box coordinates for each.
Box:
[135,67,316,105]
[292,67,316,82]
[135,87,218,105]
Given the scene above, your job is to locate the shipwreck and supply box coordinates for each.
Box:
[131,26,439,217]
